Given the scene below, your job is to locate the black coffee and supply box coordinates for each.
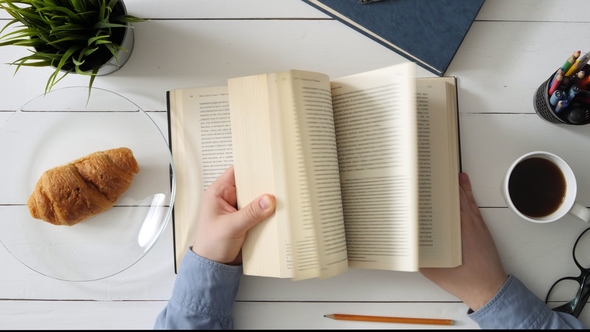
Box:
[508,157,566,218]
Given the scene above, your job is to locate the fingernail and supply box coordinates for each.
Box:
[259,195,272,210]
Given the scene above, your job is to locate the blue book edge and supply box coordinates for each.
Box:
[301,0,485,76]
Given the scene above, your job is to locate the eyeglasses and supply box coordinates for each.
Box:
[545,227,590,318]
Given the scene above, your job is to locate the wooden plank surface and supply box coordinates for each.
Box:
[1,0,590,329]
[0,19,432,112]
[2,299,590,330]
[1,19,588,114]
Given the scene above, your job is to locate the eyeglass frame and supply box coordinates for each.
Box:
[544,226,590,318]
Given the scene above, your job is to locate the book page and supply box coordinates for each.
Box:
[330,63,419,272]
[266,71,321,280]
[167,86,234,272]
[415,78,461,268]
[287,70,349,280]
[228,75,293,278]
[228,71,349,280]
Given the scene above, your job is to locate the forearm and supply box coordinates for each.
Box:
[154,248,242,330]
[469,274,587,329]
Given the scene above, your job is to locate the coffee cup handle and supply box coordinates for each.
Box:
[570,202,590,223]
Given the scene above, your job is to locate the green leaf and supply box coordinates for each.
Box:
[13,52,62,62]
[115,14,147,23]
[107,0,119,10]
[36,6,79,20]
[50,23,88,32]
[82,46,99,56]
[93,21,128,29]
[87,34,109,45]
[49,44,79,86]
[72,57,84,66]
[0,19,19,35]
[45,67,70,95]
[69,0,87,12]
[98,0,106,20]
[12,60,53,67]
[94,39,112,45]
[0,40,26,46]
[85,62,102,102]
[47,35,87,45]
[74,62,89,75]
[104,42,119,60]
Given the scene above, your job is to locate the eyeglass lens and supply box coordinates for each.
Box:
[574,227,590,269]
[546,227,590,317]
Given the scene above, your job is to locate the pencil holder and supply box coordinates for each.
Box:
[533,65,590,125]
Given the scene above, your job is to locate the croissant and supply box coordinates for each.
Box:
[27,147,140,226]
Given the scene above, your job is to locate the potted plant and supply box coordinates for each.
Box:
[0,0,145,95]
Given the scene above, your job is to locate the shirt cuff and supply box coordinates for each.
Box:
[170,248,243,319]
[468,274,555,329]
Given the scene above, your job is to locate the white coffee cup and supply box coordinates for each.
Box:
[502,151,590,223]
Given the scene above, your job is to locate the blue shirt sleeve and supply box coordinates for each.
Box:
[153,248,242,330]
[469,274,588,329]
[154,252,589,329]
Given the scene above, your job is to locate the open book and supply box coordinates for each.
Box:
[167,63,461,280]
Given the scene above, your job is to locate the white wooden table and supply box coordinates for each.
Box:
[2,0,590,329]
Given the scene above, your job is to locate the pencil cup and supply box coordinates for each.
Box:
[533,66,590,125]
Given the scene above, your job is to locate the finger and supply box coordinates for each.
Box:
[458,175,480,231]
[207,166,237,206]
[459,173,483,220]
[230,194,276,233]
[459,181,472,221]
[212,165,236,189]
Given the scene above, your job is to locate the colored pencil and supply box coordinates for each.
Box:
[579,74,590,89]
[548,74,563,95]
[324,314,454,326]
[562,56,576,73]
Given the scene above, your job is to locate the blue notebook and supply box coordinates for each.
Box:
[302,0,485,76]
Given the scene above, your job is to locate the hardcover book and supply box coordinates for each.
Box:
[302,0,485,76]
[167,63,462,279]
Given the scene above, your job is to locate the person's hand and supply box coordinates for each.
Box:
[192,165,276,266]
[420,173,508,312]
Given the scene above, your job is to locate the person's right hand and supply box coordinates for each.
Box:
[420,173,508,312]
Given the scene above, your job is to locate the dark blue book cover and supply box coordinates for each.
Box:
[302,0,485,76]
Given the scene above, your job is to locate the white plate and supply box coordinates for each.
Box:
[0,86,176,281]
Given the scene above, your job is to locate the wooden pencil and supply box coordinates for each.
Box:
[324,313,454,326]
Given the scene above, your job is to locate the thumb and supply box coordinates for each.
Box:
[234,194,276,232]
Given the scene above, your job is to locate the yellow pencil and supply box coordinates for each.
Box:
[565,51,590,77]
[565,59,581,77]
[561,50,581,73]
[324,313,454,326]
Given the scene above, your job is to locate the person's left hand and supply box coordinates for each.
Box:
[192,165,276,266]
